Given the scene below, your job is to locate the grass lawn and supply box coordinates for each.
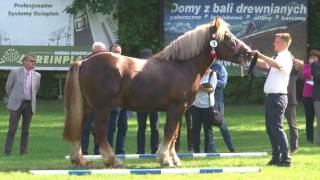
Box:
[0,100,319,179]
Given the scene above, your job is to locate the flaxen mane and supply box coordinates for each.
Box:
[155,18,231,61]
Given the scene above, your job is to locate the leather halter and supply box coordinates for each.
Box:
[209,26,218,60]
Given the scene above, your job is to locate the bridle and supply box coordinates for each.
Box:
[208,26,218,61]
[208,25,247,62]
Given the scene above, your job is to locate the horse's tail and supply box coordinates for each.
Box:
[63,61,83,142]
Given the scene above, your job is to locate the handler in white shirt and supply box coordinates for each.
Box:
[253,33,293,167]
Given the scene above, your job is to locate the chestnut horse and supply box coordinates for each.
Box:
[63,17,253,168]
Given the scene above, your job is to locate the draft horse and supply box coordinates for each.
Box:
[63,17,253,168]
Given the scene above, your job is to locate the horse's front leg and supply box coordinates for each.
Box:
[93,107,123,168]
[157,105,184,167]
[169,127,181,166]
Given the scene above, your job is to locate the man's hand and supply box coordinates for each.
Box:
[249,50,261,58]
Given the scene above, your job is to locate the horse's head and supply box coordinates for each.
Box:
[210,17,253,64]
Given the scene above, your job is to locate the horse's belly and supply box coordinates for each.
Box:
[117,90,168,111]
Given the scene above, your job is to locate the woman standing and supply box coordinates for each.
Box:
[191,69,217,153]
[303,53,316,144]
[310,50,320,146]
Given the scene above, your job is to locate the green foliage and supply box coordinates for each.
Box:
[224,76,304,104]
[0,71,65,100]
[118,0,162,56]
[308,0,320,49]
[65,0,118,15]
[224,76,266,104]
[65,0,162,57]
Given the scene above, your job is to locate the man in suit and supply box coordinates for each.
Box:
[4,54,41,156]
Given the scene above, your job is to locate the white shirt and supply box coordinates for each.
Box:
[264,49,292,94]
[193,70,217,108]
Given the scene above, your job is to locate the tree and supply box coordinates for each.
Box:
[66,0,162,56]
[308,0,320,49]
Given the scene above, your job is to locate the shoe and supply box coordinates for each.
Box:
[278,159,291,167]
[290,149,298,155]
[230,149,236,153]
[266,158,280,166]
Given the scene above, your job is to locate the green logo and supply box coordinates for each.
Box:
[0,48,22,64]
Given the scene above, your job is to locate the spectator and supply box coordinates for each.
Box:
[107,43,128,154]
[310,50,320,146]
[303,51,317,144]
[136,49,160,154]
[80,42,107,155]
[210,61,236,152]
[191,69,217,153]
[285,59,303,154]
[254,33,293,167]
[4,54,41,156]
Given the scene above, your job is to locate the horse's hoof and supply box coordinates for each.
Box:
[104,157,124,168]
[159,157,175,168]
[173,158,181,167]
[112,158,124,168]
[160,161,175,168]
[71,159,92,167]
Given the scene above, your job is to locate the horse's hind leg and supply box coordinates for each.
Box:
[93,107,123,168]
[157,105,184,167]
[70,141,91,167]
[69,108,92,167]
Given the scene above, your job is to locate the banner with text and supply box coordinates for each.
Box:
[0,0,118,70]
[163,0,308,75]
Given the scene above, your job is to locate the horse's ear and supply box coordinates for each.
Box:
[213,16,221,29]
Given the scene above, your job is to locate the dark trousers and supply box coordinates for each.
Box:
[285,105,299,150]
[215,100,235,152]
[4,101,33,155]
[176,108,193,152]
[303,97,315,141]
[191,105,216,153]
[81,112,99,155]
[265,94,289,160]
[107,109,128,154]
[136,111,159,154]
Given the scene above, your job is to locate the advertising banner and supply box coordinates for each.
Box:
[163,0,308,75]
[0,0,118,70]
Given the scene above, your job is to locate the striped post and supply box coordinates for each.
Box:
[30,167,261,175]
[65,152,267,161]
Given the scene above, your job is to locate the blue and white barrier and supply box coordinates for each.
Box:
[65,152,267,161]
[30,167,261,175]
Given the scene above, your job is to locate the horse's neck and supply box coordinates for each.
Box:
[189,50,213,77]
